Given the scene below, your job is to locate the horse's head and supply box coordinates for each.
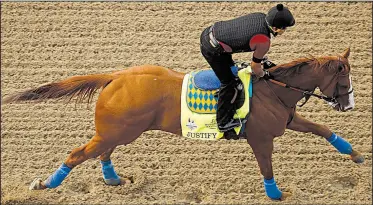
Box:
[318,48,354,112]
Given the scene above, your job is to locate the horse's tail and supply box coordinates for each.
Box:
[3,74,118,104]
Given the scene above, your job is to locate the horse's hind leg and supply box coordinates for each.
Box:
[99,147,121,185]
[97,128,146,186]
[99,147,131,186]
[287,112,364,163]
[29,135,112,190]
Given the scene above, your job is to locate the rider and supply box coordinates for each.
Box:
[200,4,295,133]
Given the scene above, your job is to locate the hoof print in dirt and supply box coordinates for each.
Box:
[67,182,91,194]
[332,176,358,189]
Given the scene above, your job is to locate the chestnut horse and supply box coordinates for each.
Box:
[3,48,364,200]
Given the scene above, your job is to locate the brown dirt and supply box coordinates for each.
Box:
[1,2,372,204]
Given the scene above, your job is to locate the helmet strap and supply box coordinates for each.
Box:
[265,19,277,37]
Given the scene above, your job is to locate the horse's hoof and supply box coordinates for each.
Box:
[29,178,44,190]
[350,150,364,164]
[280,192,292,201]
[104,178,121,186]
[122,178,132,185]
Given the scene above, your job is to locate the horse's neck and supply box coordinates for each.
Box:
[269,65,319,108]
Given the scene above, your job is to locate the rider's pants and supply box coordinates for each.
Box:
[200,26,241,131]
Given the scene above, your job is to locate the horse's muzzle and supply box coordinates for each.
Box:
[334,104,354,112]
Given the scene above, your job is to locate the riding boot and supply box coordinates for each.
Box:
[217,78,243,132]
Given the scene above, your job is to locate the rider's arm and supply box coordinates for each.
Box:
[249,34,270,77]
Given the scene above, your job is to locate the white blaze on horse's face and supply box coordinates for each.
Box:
[343,75,355,111]
[328,75,355,111]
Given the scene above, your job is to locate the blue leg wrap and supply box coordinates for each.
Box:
[44,163,72,188]
[264,177,282,200]
[101,160,120,181]
[327,133,353,155]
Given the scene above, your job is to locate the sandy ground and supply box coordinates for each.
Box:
[1,2,372,204]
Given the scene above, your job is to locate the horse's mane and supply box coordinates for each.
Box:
[269,55,347,78]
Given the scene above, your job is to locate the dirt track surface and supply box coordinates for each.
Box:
[1,2,372,204]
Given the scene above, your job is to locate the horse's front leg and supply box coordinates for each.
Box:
[248,136,292,201]
[287,112,364,163]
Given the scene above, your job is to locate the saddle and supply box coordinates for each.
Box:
[186,66,245,114]
[180,63,253,141]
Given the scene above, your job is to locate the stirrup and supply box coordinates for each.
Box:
[218,118,241,132]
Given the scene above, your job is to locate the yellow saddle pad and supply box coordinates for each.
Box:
[180,66,252,140]
[186,71,218,114]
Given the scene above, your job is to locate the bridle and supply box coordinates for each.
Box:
[267,77,353,107]
[265,57,354,108]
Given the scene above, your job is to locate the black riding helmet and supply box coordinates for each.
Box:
[266,4,295,29]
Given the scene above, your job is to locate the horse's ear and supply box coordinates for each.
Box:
[341,47,350,58]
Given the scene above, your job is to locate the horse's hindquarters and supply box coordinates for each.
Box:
[95,67,185,141]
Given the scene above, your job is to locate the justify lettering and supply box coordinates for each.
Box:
[187,132,217,139]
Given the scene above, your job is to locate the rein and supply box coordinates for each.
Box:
[265,57,353,107]
[267,78,352,107]
[265,74,353,108]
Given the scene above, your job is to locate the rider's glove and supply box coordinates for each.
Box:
[262,70,273,80]
[262,56,277,69]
